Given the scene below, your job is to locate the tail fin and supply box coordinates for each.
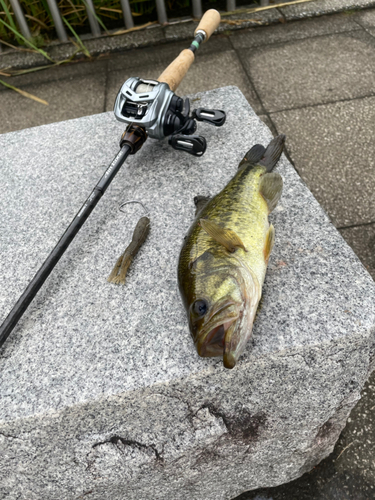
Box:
[238,144,266,169]
[259,134,286,172]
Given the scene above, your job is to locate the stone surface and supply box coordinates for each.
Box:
[1,87,375,500]
[164,10,281,42]
[0,72,107,134]
[280,0,375,20]
[0,58,107,92]
[234,369,375,499]
[340,223,375,280]
[270,96,375,227]
[238,30,375,112]
[230,12,361,50]
[354,7,375,27]
[106,36,232,72]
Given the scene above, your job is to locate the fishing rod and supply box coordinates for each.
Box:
[0,9,226,349]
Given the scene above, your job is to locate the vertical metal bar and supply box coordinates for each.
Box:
[226,0,236,12]
[9,0,32,39]
[192,0,202,19]
[45,0,68,42]
[120,0,134,29]
[84,0,101,37]
[155,0,167,25]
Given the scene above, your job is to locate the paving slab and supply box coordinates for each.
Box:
[239,29,375,112]
[1,87,374,500]
[106,35,232,72]
[230,12,361,50]
[0,72,107,134]
[106,51,263,114]
[353,7,375,26]
[339,223,375,280]
[279,0,375,20]
[270,96,375,228]
[0,59,107,93]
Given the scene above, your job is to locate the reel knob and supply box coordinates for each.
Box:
[169,134,207,156]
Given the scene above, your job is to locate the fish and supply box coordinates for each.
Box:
[178,134,285,369]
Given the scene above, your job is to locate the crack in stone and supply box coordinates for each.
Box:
[92,435,164,463]
[0,431,22,440]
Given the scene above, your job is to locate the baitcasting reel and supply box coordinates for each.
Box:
[114,76,226,156]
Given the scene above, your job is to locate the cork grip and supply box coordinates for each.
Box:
[157,9,221,91]
[157,49,195,92]
[194,9,221,41]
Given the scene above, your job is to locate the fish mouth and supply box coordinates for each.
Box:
[196,302,241,367]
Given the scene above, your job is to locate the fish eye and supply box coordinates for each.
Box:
[192,299,208,317]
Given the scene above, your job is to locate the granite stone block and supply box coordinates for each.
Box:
[0,87,374,500]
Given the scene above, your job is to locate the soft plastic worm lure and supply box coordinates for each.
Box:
[107,213,150,285]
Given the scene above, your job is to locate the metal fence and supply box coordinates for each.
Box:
[6,0,272,43]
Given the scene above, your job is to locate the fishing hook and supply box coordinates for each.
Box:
[119,200,150,218]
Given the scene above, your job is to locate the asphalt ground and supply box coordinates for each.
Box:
[0,7,375,500]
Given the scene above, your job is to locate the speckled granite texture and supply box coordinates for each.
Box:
[0,87,374,500]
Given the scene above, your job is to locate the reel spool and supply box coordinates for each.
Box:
[113,10,226,156]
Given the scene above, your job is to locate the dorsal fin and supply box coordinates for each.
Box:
[259,134,286,172]
[259,172,283,213]
[238,144,266,169]
[263,224,275,264]
[200,219,247,253]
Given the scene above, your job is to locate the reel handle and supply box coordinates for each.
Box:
[157,9,221,92]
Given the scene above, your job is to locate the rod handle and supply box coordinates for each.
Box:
[157,49,195,92]
[195,9,221,42]
[157,9,221,91]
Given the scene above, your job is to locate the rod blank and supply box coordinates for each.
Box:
[0,145,131,349]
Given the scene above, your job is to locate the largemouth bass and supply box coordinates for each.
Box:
[178,134,285,369]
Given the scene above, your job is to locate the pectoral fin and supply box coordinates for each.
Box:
[200,219,247,253]
[263,224,275,264]
[259,172,283,213]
